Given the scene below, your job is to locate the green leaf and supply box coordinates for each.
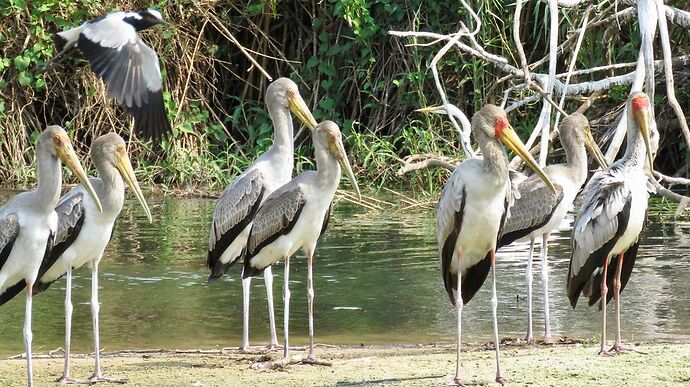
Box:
[13,55,30,71]
[306,56,319,68]
[17,72,31,87]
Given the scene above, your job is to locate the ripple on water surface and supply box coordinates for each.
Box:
[0,192,688,355]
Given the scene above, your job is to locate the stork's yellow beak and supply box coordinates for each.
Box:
[632,99,654,173]
[55,133,103,213]
[115,147,152,223]
[500,126,556,192]
[288,91,317,131]
[331,138,361,201]
[415,105,447,114]
[583,124,608,169]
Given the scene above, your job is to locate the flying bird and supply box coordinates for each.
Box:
[0,126,100,387]
[56,9,171,140]
[567,91,656,356]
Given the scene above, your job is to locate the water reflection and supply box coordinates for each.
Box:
[0,191,688,355]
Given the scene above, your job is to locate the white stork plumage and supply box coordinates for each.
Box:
[242,120,361,363]
[207,77,317,351]
[567,91,656,356]
[0,126,101,387]
[56,9,171,140]
[436,105,555,385]
[1,132,152,383]
[497,113,608,343]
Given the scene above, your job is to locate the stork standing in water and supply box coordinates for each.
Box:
[0,126,101,387]
[207,78,317,351]
[0,133,152,383]
[243,120,360,363]
[567,92,656,355]
[497,113,608,343]
[436,105,555,385]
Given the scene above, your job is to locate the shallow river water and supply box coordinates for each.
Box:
[0,190,689,355]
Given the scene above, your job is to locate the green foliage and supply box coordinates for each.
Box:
[1,0,689,193]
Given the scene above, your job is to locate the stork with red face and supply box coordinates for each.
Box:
[567,91,656,356]
[436,104,555,385]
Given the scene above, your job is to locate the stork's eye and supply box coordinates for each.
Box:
[53,135,62,144]
[494,116,509,139]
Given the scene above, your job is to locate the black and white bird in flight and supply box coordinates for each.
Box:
[56,9,171,140]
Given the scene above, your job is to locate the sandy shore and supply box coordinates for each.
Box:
[1,341,689,386]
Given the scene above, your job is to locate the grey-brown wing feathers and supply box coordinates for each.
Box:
[499,175,564,247]
[567,166,632,307]
[0,220,53,305]
[0,213,20,272]
[437,169,466,306]
[207,169,264,278]
[242,185,306,278]
[247,185,306,256]
[32,193,86,295]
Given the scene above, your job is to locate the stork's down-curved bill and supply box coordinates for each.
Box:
[288,92,318,131]
[582,123,608,169]
[55,133,103,213]
[499,125,556,192]
[632,95,654,172]
[115,148,152,223]
[330,137,361,200]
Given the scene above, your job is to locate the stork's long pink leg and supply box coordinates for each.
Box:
[598,257,611,356]
[57,266,83,384]
[306,249,317,360]
[453,252,463,386]
[525,238,535,344]
[89,256,125,383]
[264,266,280,350]
[25,282,34,387]
[490,250,507,385]
[611,252,625,353]
[239,275,252,351]
[541,233,552,342]
[282,255,291,360]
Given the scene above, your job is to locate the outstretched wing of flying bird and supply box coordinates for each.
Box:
[76,16,170,139]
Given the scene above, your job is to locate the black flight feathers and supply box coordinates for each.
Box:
[56,9,171,140]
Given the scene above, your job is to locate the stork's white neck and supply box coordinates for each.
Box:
[479,134,509,184]
[563,135,588,186]
[32,144,62,213]
[94,163,125,215]
[622,113,650,169]
[266,102,294,156]
[314,143,341,192]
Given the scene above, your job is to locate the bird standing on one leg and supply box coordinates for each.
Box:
[55,9,171,140]
[207,78,317,352]
[567,91,656,356]
[497,113,607,343]
[0,126,101,387]
[243,120,361,364]
[437,105,555,385]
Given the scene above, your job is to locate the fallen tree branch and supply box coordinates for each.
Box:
[396,154,458,176]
